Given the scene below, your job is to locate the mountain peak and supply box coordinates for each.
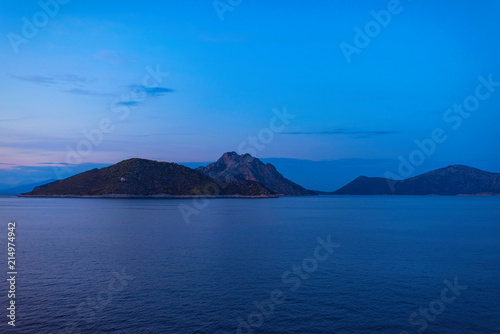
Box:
[414,165,491,180]
[197,152,316,196]
[447,164,485,172]
[334,164,500,195]
[221,151,239,158]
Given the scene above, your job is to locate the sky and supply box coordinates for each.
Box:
[1,0,500,187]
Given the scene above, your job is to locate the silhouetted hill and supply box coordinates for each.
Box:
[197,152,316,196]
[333,165,500,195]
[21,158,277,198]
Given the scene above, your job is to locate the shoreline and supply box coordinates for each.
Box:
[17,194,280,199]
[15,193,500,198]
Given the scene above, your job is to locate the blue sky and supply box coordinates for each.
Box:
[1,0,500,186]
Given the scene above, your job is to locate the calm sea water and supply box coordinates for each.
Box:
[0,195,499,334]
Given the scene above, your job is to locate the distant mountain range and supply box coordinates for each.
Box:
[196,152,316,196]
[16,154,500,198]
[21,157,277,198]
[0,180,57,194]
[332,165,500,196]
[3,157,499,194]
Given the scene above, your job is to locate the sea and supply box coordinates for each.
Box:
[0,195,499,333]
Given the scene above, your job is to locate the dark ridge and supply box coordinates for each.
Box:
[332,165,500,195]
[197,152,316,196]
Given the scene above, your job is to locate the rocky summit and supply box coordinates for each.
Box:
[196,152,316,196]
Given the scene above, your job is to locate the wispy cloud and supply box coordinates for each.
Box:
[115,101,140,107]
[115,85,175,107]
[134,132,189,137]
[129,85,175,96]
[37,162,73,165]
[8,73,175,101]
[281,129,399,138]
[65,88,113,97]
[9,73,92,86]
[8,73,118,97]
